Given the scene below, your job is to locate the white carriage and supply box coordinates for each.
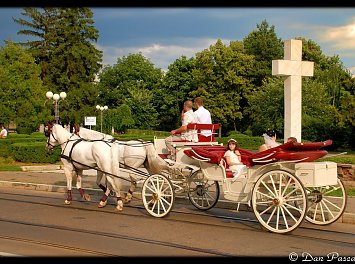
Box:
[45,122,347,234]
[141,124,347,234]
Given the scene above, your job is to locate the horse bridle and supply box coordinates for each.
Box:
[45,126,58,150]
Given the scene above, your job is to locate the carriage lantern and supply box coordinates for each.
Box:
[96,105,108,133]
[46,91,67,124]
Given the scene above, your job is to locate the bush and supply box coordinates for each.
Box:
[16,126,33,135]
[11,142,61,163]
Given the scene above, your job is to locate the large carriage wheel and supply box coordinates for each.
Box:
[305,177,347,225]
[142,174,175,218]
[187,169,220,210]
[251,170,307,234]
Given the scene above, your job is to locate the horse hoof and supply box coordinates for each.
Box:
[98,200,107,208]
[116,200,123,211]
[64,200,71,205]
[83,193,91,201]
[124,193,132,204]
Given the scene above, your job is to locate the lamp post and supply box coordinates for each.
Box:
[96,105,108,132]
[46,91,67,124]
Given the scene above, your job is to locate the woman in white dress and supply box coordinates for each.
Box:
[258,129,281,152]
[224,138,247,179]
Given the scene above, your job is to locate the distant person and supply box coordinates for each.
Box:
[258,129,281,152]
[224,138,247,179]
[165,100,198,159]
[193,97,212,140]
[0,125,7,138]
[287,136,298,143]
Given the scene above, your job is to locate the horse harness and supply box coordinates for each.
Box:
[47,127,150,182]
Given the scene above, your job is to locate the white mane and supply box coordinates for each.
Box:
[78,127,114,141]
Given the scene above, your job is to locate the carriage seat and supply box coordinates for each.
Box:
[184,146,254,178]
[186,123,220,142]
[247,139,332,165]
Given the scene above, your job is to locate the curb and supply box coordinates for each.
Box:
[0,180,354,225]
[21,165,63,172]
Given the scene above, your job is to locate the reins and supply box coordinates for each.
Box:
[60,153,150,182]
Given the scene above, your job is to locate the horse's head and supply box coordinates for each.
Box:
[45,122,59,154]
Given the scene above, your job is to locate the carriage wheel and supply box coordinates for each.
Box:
[142,174,175,218]
[251,170,307,234]
[304,177,347,225]
[187,169,220,210]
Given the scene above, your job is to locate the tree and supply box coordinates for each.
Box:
[105,104,135,133]
[97,53,163,129]
[0,42,45,132]
[245,76,338,141]
[14,7,102,124]
[159,55,196,131]
[191,39,255,133]
[243,20,283,87]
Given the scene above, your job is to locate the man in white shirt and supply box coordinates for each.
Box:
[0,125,7,138]
[193,97,212,138]
[165,100,198,159]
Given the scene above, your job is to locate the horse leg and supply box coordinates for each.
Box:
[76,169,91,201]
[96,171,107,192]
[104,176,123,211]
[98,183,111,208]
[63,167,73,205]
[124,173,137,204]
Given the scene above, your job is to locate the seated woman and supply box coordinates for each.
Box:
[224,138,247,179]
[258,129,281,152]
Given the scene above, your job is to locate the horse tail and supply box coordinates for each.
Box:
[144,142,168,174]
[111,141,120,177]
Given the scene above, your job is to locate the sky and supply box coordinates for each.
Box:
[0,7,355,76]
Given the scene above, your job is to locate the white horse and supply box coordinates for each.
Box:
[73,125,115,195]
[72,125,169,205]
[46,123,169,210]
[45,123,124,211]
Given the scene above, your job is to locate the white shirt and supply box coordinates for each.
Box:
[194,106,212,137]
[181,109,198,142]
[0,128,7,137]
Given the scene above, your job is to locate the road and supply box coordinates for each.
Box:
[0,187,355,260]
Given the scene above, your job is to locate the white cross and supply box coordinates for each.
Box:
[272,39,314,143]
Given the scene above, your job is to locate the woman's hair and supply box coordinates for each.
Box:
[266,129,276,137]
[226,138,238,150]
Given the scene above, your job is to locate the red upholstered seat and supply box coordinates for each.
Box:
[186,123,220,142]
[184,146,253,178]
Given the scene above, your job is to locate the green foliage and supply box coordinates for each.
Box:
[0,166,22,171]
[243,19,283,87]
[223,131,263,150]
[191,39,255,132]
[97,53,163,129]
[318,154,355,165]
[244,77,284,136]
[1,13,353,151]
[0,41,45,131]
[11,142,61,163]
[14,7,103,125]
[104,104,135,133]
[159,56,197,131]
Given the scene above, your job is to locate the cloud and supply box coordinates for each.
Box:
[319,21,355,50]
[96,37,229,71]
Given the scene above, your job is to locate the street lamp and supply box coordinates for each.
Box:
[96,104,108,132]
[46,91,67,124]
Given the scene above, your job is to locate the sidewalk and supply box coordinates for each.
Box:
[0,165,354,225]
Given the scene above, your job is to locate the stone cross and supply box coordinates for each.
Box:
[272,39,314,143]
